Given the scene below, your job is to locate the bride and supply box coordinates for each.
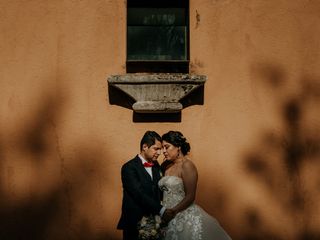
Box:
[159,131,232,240]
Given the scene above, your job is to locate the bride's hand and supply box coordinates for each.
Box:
[162,209,175,223]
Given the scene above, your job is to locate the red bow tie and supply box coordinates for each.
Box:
[143,162,154,167]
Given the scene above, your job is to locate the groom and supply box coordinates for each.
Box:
[117,131,174,240]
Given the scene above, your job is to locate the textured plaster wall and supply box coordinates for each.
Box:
[1,0,319,239]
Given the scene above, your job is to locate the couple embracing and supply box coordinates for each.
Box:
[117,131,232,240]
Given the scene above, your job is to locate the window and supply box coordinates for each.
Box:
[127,0,189,73]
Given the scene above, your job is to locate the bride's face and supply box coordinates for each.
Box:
[162,141,180,161]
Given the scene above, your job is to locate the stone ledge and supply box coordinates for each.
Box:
[107,73,206,113]
[108,73,206,84]
[133,101,183,113]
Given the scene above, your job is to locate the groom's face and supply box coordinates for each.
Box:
[142,140,162,162]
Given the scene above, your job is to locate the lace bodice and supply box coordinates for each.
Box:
[159,175,185,208]
[159,176,203,239]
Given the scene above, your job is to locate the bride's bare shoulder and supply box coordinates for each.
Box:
[182,158,197,171]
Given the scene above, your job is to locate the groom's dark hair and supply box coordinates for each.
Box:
[140,131,161,151]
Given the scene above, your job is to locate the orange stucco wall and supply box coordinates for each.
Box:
[1,0,319,239]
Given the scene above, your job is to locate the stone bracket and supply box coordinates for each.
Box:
[107,73,206,113]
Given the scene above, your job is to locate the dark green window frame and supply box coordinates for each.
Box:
[126,0,189,73]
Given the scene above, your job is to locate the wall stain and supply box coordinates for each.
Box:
[190,58,204,74]
[195,10,200,29]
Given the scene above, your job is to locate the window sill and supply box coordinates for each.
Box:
[126,60,189,73]
[107,73,206,114]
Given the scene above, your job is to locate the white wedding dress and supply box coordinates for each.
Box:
[159,176,232,240]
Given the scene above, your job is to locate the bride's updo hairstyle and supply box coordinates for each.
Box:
[162,131,191,155]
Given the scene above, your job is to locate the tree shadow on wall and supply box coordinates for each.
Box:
[240,63,320,240]
[0,92,117,240]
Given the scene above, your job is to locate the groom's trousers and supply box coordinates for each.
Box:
[123,227,138,240]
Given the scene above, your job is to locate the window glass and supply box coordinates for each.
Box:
[127,26,187,60]
[128,8,186,26]
[127,0,189,72]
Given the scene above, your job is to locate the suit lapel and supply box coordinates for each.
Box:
[152,165,161,183]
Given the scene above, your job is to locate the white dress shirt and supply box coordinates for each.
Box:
[138,154,153,178]
[138,154,166,216]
